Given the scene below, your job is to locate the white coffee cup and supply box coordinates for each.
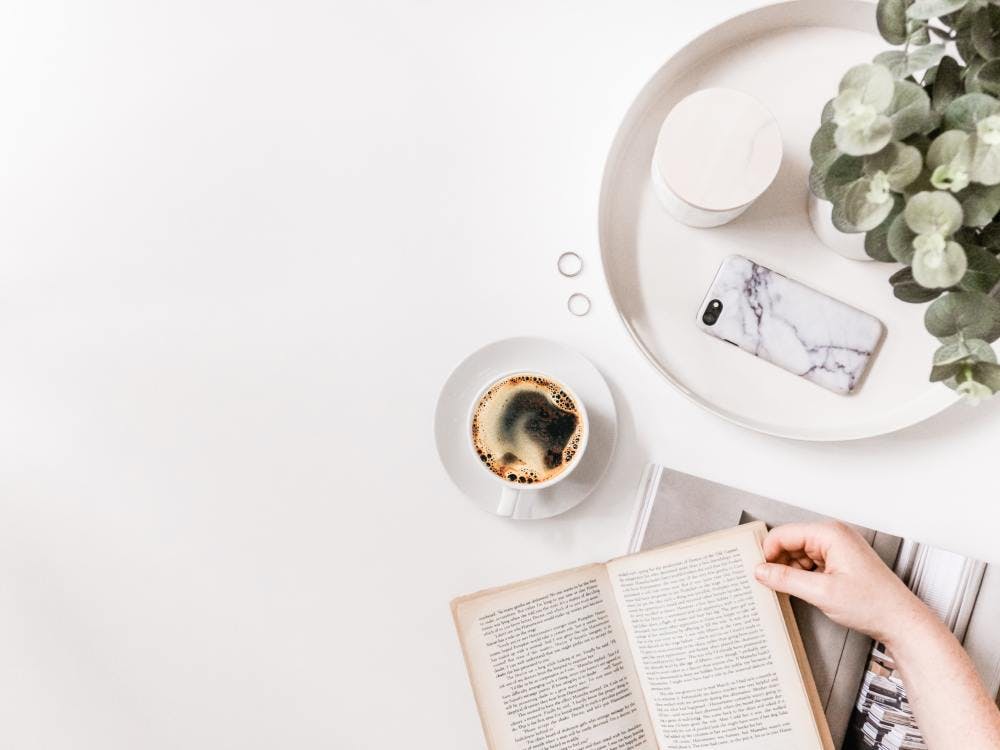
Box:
[468,371,589,518]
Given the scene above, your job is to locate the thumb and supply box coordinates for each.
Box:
[755,562,828,606]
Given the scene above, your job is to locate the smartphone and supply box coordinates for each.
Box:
[696,256,884,395]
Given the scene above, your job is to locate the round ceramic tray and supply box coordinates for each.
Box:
[599,0,958,441]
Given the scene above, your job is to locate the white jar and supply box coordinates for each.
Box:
[651,88,783,228]
[806,192,872,261]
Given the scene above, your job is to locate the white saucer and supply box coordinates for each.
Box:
[434,337,617,520]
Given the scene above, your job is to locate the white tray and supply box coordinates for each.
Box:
[599,0,958,441]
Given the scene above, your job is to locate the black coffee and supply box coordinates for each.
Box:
[471,373,584,484]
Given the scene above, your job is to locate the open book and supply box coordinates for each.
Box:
[452,522,834,750]
[630,465,1000,749]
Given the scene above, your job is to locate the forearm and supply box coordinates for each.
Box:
[884,603,1000,750]
[756,522,1000,748]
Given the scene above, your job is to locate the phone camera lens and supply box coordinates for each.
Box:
[702,299,723,326]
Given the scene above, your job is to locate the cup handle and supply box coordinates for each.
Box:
[497,486,521,517]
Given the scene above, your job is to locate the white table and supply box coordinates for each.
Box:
[2,1,997,747]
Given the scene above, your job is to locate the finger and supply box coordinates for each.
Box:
[788,556,815,570]
[762,523,839,564]
[791,552,816,571]
[771,550,794,566]
[755,562,829,607]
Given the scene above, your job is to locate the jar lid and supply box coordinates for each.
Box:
[652,88,783,212]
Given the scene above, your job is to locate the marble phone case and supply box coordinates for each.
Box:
[696,256,884,395]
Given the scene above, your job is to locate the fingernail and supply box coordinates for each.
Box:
[755,563,768,580]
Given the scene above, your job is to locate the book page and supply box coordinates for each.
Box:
[452,564,657,750]
[607,524,828,750]
[631,465,900,748]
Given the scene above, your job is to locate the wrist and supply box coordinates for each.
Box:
[877,591,937,652]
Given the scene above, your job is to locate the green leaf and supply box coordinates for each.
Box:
[839,63,896,110]
[933,337,996,364]
[966,56,987,94]
[865,142,923,189]
[904,190,965,234]
[836,115,895,156]
[889,211,919,262]
[959,244,1000,290]
[831,200,861,233]
[890,266,945,301]
[865,196,905,261]
[834,115,892,156]
[971,360,1000,390]
[959,38,980,69]
[984,220,1000,241]
[878,0,911,43]
[917,109,941,137]
[908,21,932,46]
[959,183,1000,226]
[930,354,997,382]
[955,4,983,59]
[907,0,968,19]
[872,48,947,81]
[809,165,829,200]
[927,129,970,168]
[969,58,1000,96]
[931,360,967,381]
[955,227,978,246]
[907,43,948,73]
[932,56,964,112]
[843,178,896,230]
[944,93,1000,131]
[932,340,967,366]
[953,372,995,400]
[821,98,836,124]
[912,237,968,287]
[963,133,1000,184]
[824,155,865,202]
[925,290,1000,341]
[975,221,1000,250]
[904,166,936,196]
[929,131,973,191]
[903,131,932,154]
[975,341,999,364]
[887,80,938,139]
[874,50,909,79]
[972,5,1000,59]
[810,121,839,173]
[952,1,979,33]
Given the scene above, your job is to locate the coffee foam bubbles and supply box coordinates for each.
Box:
[471,374,584,485]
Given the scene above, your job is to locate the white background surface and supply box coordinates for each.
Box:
[1,1,998,747]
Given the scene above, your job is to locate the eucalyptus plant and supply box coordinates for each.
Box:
[810,0,1000,401]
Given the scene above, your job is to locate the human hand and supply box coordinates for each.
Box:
[754,521,928,644]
